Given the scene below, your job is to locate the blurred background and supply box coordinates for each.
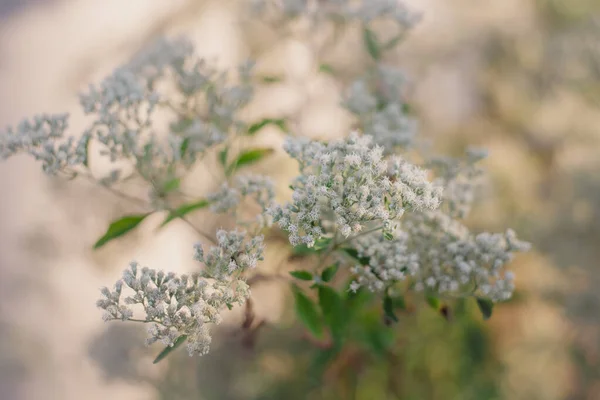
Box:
[0,0,599,399]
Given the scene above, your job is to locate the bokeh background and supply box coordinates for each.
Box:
[1,0,599,399]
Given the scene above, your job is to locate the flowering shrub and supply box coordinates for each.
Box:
[0,0,529,363]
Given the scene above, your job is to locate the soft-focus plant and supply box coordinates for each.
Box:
[0,0,529,367]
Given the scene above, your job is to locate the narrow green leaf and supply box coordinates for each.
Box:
[321,263,339,283]
[313,237,332,251]
[260,76,283,83]
[291,244,317,256]
[218,147,229,168]
[160,199,210,227]
[226,148,274,176]
[383,295,399,323]
[341,247,370,265]
[94,214,149,249]
[82,134,91,168]
[290,270,313,281]
[318,285,346,344]
[475,297,494,320]
[426,295,441,311]
[359,312,394,357]
[345,284,374,320]
[153,335,188,364]
[392,294,406,310]
[180,137,190,157]
[319,64,335,75]
[247,119,287,135]
[363,27,381,60]
[162,177,180,194]
[293,286,323,338]
[383,232,394,241]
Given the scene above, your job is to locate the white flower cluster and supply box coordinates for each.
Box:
[348,152,529,301]
[350,216,530,302]
[98,228,262,356]
[193,229,265,282]
[0,114,90,174]
[208,174,275,227]
[1,37,254,186]
[79,37,254,176]
[349,228,419,292]
[268,132,442,247]
[344,67,417,151]
[428,147,489,219]
[407,213,529,301]
[208,174,275,213]
[97,261,250,356]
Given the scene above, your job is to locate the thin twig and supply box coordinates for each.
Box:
[179,215,217,245]
[73,170,150,208]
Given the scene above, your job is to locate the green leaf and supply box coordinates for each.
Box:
[392,294,406,310]
[260,76,283,83]
[319,64,335,75]
[383,232,394,241]
[341,247,370,265]
[226,148,274,176]
[475,297,494,320]
[94,214,149,249]
[161,177,180,194]
[160,199,210,227]
[426,295,441,311]
[313,237,332,251]
[318,285,346,344]
[291,244,317,256]
[363,27,381,60]
[345,284,374,321]
[290,270,313,281]
[218,147,229,168]
[293,286,323,338]
[359,312,394,357]
[321,263,339,283]
[153,335,188,364]
[81,135,92,168]
[180,137,190,157]
[247,118,287,135]
[383,295,399,323]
